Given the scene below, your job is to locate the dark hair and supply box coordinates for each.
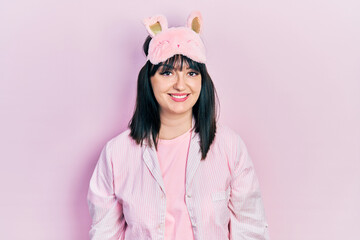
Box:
[128,36,219,160]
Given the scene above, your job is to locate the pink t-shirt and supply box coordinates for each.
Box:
[156,128,194,240]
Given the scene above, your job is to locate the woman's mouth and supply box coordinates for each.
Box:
[168,93,190,102]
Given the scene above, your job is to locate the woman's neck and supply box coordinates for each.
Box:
[158,111,193,140]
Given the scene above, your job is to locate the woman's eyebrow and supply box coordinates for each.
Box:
[187,67,200,72]
[160,64,198,72]
[160,64,174,69]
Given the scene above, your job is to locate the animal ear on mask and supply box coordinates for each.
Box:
[143,14,168,37]
[187,10,203,34]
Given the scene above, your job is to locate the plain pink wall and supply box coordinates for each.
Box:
[1,0,359,239]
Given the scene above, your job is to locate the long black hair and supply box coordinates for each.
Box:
[129,36,219,160]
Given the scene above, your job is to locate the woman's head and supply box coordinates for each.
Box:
[129,12,218,159]
[150,53,202,119]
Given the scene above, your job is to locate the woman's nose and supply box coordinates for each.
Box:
[173,72,186,91]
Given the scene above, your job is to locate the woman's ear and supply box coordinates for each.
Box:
[143,14,168,37]
[187,11,203,34]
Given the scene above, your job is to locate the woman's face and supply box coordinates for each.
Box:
[150,61,202,118]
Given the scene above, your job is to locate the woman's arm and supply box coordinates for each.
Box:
[87,142,126,240]
[228,136,270,240]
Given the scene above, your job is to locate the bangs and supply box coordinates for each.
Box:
[149,54,201,76]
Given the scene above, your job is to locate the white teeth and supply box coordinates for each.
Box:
[171,94,188,99]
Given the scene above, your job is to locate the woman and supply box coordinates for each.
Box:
[87,11,270,240]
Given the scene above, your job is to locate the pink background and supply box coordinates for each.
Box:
[1,0,359,239]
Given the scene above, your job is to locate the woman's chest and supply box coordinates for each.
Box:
[113,150,232,229]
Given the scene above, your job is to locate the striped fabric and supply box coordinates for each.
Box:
[87,124,270,240]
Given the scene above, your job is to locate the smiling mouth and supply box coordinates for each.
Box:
[168,94,190,99]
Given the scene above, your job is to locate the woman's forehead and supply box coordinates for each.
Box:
[159,63,191,71]
[162,57,189,69]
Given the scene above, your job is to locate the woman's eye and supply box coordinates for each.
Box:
[188,71,199,77]
[160,71,172,76]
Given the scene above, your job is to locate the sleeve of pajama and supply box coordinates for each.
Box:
[228,136,270,240]
[87,142,126,240]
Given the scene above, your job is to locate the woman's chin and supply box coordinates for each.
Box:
[162,107,193,117]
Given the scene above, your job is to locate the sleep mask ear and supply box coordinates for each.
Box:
[187,11,203,34]
[143,15,168,37]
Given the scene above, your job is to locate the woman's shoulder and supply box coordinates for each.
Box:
[214,123,248,151]
[104,128,138,152]
[215,123,243,142]
[213,124,250,168]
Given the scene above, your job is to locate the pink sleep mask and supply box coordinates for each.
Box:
[143,11,206,65]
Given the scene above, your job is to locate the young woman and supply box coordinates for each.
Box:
[87,11,270,240]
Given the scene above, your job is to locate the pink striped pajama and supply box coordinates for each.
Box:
[87,124,270,240]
